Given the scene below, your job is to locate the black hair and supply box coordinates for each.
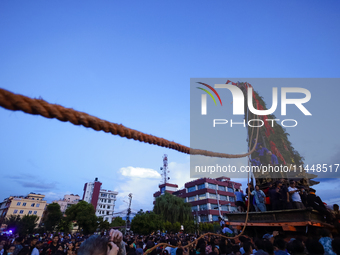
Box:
[78,235,108,255]
[306,238,324,255]
[243,242,253,254]
[274,239,286,251]
[176,248,183,255]
[319,228,331,237]
[288,240,304,255]
[263,240,274,255]
[332,238,340,255]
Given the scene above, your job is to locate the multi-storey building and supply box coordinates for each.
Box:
[52,194,80,213]
[0,193,47,225]
[82,178,118,223]
[153,177,242,223]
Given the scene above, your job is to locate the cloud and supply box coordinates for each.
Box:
[6,173,35,180]
[119,166,161,179]
[17,181,57,191]
[115,176,161,213]
[5,173,57,191]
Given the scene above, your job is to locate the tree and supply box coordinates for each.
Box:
[97,217,110,232]
[57,217,71,233]
[131,211,163,235]
[4,215,21,234]
[110,216,125,227]
[153,192,193,224]
[43,203,63,232]
[65,201,97,234]
[183,220,196,234]
[21,215,39,235]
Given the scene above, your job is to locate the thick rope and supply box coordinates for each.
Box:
[0,88,259,158]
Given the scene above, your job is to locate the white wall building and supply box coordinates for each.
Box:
[82,178,118,223]
[96,189,118,223]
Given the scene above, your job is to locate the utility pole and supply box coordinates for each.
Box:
[125,193,132,234]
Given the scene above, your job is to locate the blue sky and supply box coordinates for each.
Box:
[0,1,339,213]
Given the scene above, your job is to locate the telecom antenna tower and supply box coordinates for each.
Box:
[160,154,169,184]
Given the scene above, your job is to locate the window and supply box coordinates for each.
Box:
[192,206,198,212]
[37,199,39,200]
[197,184,205,190]
[211,204,218,210]
[36,204,40,207]
[103,205,106,209]
[199,204,208,211]
[28,211,32,214]
[107,211,110,215]
[101,194,107,197]
[188,196,196,202]
[218,185,226,191]
[212,215,219,221]
[200,215,209,222]
[13,210,18,214]
[208,183,216,190]
[198,194,206,200]
[108,200,111,203]
[34,211,37,215]
[221,205,229,211]
[17,202,21,206]
[107,206,110,209]
[105,217,109,221]
[219,195,227,201]
[229,196,235,202]
[104,199,107,203]
[23,203,26,206]
[187,186,196,193]
[19,210,24,214]
[209,193,217,199]
[31,203,35,207]
[227,187,234,193]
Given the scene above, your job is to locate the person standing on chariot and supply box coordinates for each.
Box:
[251,185,267,212]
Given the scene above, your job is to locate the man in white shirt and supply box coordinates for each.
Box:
[288,180,305,209]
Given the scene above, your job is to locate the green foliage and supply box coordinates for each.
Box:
[163,221,172,232]
[57,217,71,233]
[20,215,39,235]
[131,211,163,235]
[97,217,111,231]
[65,201,97,234]
[153,192,193,224]
[183,220,196,234]
[110,216,126,227]
[43,203,63,232]
[4,215,21,234]
[199,222,214,233]
[162,221,181,233]
[5,214,39,235]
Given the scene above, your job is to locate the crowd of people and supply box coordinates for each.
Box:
[2,228,340,255]
[233,179,339,224]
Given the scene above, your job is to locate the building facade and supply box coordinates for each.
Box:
[52,194,80,213]
[82,178,118,223]
[0,193,47,225]
[153,183,179,199]
[153,177,242,223]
